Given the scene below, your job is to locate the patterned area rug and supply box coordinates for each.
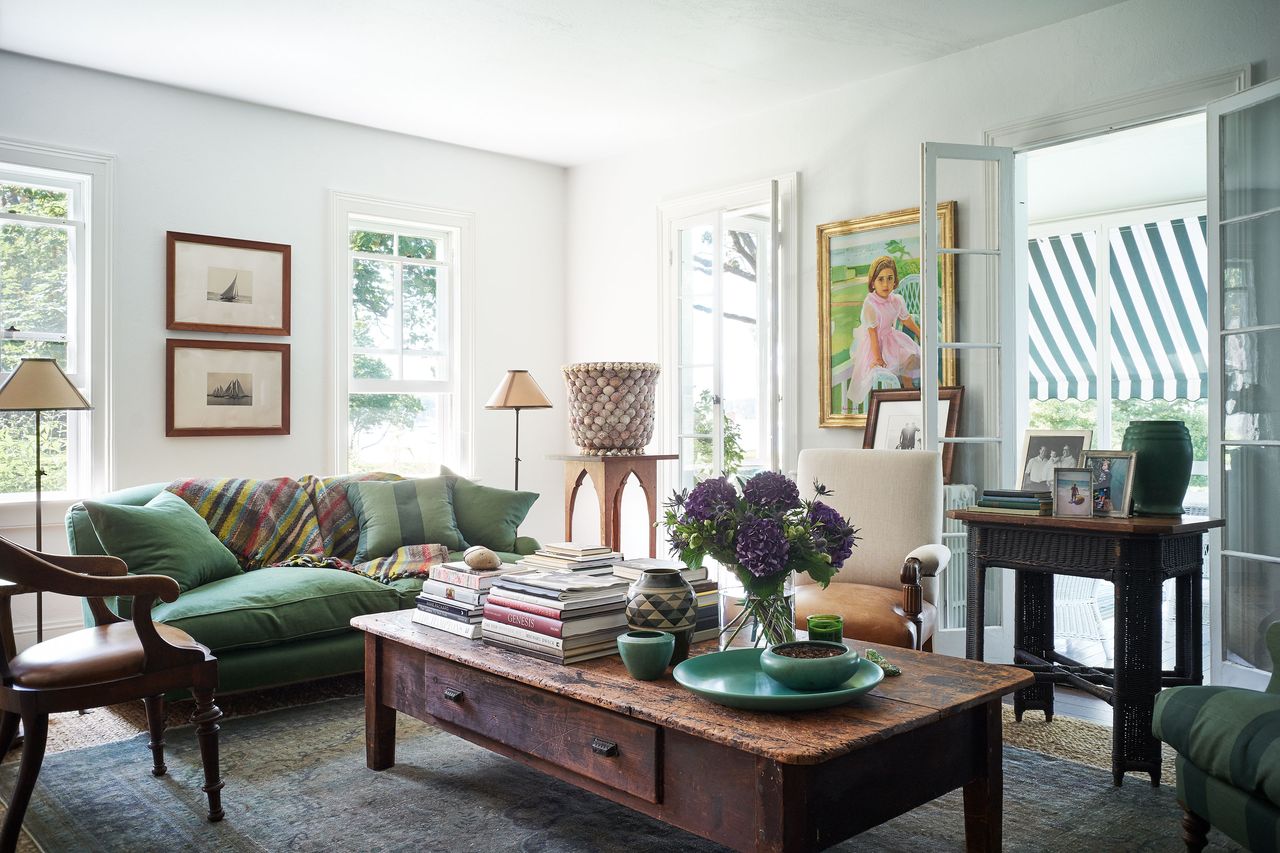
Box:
[0,694,1241,852]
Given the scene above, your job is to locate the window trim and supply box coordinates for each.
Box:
[329,191,474,476]
[0,139,112,515]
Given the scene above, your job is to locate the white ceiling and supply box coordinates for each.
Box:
[1026,113,1207,223]
[0,0,1126,166]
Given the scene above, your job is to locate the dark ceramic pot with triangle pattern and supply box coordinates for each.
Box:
[625,568,697,664]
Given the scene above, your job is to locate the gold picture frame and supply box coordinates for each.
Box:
[817,202,956,428]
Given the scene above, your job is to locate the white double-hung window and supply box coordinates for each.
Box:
[0,159,95,499]
[334,194,472,476]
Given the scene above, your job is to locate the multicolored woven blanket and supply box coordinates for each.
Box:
[297,472,402,563]
[167,477,325,570]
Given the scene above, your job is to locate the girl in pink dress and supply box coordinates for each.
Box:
[845,255,922,412]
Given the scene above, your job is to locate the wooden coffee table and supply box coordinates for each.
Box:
[354,611,1032,852]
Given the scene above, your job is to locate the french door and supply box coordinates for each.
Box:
[920,143,1027,662]
[1208,77,1280,689]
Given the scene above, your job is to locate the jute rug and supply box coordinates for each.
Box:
[0,688,1234,852]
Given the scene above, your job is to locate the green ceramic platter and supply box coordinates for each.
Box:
[672,647,884,711]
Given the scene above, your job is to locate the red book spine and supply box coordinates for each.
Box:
[486,594,564,620]
[483,602,564,638]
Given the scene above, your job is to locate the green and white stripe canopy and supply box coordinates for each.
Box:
[1027,215,1207,402]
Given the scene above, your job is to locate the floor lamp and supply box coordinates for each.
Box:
[484,370,551,490]
[0,358,92,643]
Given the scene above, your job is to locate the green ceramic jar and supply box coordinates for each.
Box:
[626,568,697,663]
[1122,420,1193,516]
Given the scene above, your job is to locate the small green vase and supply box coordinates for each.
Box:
[1122,420,1193,516]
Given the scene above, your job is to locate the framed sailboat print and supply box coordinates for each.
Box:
[166,231,291,335]
[166,339,290,436]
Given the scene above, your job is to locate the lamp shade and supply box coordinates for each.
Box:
[485,370,551,410]
[0,358,92,411]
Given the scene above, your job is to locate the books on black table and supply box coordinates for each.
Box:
[983,489,1051,499]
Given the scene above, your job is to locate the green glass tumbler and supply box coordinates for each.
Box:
[806,614,844,642]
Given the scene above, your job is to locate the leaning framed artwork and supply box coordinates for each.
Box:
[818,202,956,428]
[1018,429,1092,492]
[167,231,291,335]
[1080,450,1137,517]
[862,386,964,483]
[166,339,290,437]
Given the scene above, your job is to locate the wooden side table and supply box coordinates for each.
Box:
[949,510,1223,787]
[550,454,677,558]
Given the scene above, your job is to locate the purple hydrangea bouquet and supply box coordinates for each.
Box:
[663,471,858,649]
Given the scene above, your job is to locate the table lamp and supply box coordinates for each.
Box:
[484,370,551,490]
[0,358,92,642]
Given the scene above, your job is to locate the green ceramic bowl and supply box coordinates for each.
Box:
[760,641,861,692]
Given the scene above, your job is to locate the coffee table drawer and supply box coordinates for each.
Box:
[423,656,660,802]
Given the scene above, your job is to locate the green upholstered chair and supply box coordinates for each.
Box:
[1153,622,1280,852]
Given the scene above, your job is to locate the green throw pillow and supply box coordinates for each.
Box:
[83,490,242,593]
[346,477,467,563]
[452,476,538,553]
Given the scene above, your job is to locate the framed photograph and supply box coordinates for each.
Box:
[1019,429,1093,492]
[1053,468,1095,518]
[167,231,291,335]
[1081,450,1137,517]
[166,340,290,436]
[818,202,956,428]
[863,386,964,483]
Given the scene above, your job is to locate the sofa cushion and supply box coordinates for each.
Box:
[452,477,538,553]
[347,477,466,562]
[298,472,402,562]
[83,491,242,592]
[1154,685,1280,809]
[167,476,324,570]
[150,567,402,653]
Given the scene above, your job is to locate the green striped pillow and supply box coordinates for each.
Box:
[346,477,467,563]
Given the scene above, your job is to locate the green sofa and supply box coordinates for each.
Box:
[65,481,538,695]
[1153,622,1280,852]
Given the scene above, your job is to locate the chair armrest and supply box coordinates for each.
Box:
[0,537,178,602]
[905,543,950,578]
[32,552,127,577]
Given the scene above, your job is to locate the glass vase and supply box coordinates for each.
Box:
[719,572,795,650]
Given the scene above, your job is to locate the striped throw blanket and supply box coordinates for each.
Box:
[350,544,449,583]
[167,477,325,570]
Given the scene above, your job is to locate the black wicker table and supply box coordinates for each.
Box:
[948,510,1224,786]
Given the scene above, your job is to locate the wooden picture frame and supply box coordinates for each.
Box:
[166,339,290,437]
[166,231,291,335]
[1080,450,1137,517]
[1052,468,1094,518]
[862,386,964,483]
[818,202,956,428]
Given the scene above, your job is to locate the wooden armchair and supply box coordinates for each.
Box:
[0,536,223,852]
[794,448,949,651]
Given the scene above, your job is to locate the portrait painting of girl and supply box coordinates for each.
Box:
[818,203,957,428]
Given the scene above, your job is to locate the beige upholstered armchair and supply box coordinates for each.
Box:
[794,448,949,651]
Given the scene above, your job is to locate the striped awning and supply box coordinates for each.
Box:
[1028,215,1207,401]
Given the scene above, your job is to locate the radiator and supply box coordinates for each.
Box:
[941,483,977,631]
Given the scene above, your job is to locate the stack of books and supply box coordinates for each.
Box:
[412,559,521,639]
[691,578,720,643]
[968,489,1052,516]
[517,542,621,575]
[483,570,632,664]
[610,557,708,584]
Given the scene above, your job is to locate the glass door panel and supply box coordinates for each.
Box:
[1210,78,1280,689]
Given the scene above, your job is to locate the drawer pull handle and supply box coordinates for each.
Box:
[444,687,465,703]
[590,737,618,758]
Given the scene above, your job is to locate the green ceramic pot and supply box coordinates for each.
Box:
[626,568,697,663]
[1122,420,1193,516]
[759,640,861,692]
[616,630,676,680]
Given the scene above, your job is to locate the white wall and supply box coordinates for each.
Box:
[0,51,568,647]
[564,0,1280,476]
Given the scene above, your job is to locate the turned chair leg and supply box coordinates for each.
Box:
[144,695,167,777]
[0,712,19,757]
[1,712,47,853]
[191,688,224,822]
[1181,807,1210,852]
